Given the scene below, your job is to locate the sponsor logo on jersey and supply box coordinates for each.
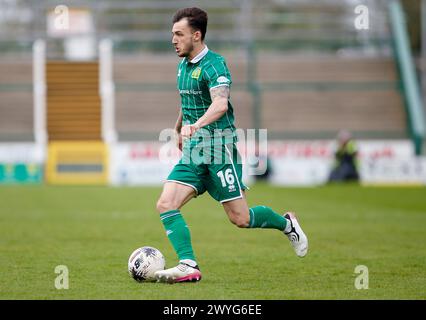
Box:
[217,76,230,84]
[191,67,202,79]
[179,89,203,95]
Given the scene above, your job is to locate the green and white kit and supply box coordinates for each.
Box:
[167,46,247,202]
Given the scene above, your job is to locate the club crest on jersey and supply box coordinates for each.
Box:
[191,67,202,79]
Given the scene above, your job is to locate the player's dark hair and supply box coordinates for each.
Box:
[173,7,208,40]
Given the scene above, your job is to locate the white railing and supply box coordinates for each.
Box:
[33,39,47,146]
[99,38,117,143]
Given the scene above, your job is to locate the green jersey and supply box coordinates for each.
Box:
[177,47,237,147]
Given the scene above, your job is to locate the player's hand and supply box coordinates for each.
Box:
[181,124,200,140]
[174,131,183,151]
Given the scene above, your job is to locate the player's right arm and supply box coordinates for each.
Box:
[174,109,183,151]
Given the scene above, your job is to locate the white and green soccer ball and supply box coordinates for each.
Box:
[128,246,166,282]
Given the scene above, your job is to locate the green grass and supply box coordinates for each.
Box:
[0,184,425,299]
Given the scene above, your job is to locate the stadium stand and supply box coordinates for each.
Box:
[0,60,33,141]
[46,61,101,140]
[0,0,422,145]
[258,55,406,138]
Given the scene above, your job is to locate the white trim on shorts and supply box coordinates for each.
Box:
[224,144,243,193]
[220,195,244,204]
[166,179,199,196]
[219,144,245,203]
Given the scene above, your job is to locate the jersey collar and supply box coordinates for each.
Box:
[189,45,208,64]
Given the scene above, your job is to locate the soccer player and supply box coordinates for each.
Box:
[154,7,308,283]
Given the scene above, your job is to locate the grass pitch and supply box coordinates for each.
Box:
[0,183,425,299]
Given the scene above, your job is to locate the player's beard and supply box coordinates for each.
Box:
[178,42,194,58]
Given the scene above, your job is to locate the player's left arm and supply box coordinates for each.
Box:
[181,85,229,139]
[195,85,229,128]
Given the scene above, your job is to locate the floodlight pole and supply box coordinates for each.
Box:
[421,0,426,153]
[99,38,117,144]
[33,39,47,146]
[422,0,426,118]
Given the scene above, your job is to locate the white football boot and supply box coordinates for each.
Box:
[284,212,308,257]
[155,263,202,284]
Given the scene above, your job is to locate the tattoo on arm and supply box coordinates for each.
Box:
[210,86,230,100]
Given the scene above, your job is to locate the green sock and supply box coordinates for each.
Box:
[248,205,287,231]
[160,210,196,263]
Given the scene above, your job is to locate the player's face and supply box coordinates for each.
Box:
[172,18,196,57]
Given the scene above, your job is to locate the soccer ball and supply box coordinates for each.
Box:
[128,246,166,282]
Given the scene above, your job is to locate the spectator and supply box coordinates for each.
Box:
[328,130,360,183]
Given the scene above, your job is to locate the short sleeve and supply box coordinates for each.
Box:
[204,59,232,89]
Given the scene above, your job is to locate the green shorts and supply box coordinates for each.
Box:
[167,143,248,203]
